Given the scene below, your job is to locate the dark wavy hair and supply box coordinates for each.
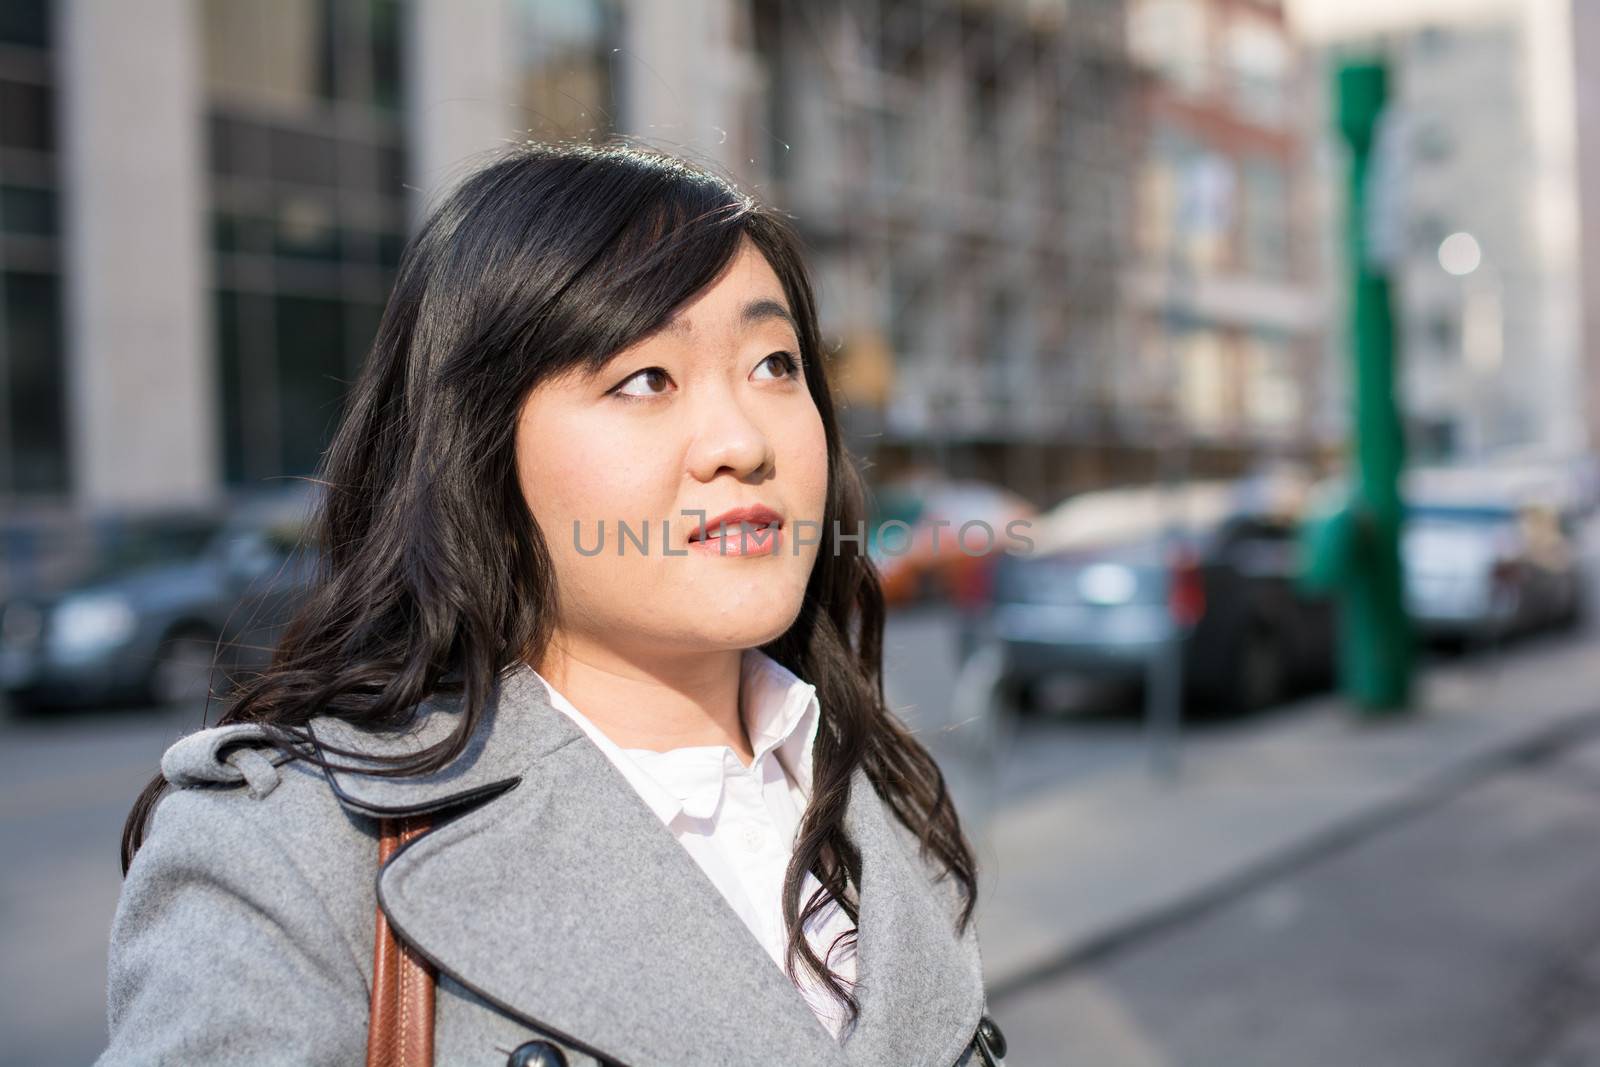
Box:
[119,141,976,1023]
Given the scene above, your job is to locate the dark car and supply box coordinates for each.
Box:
[987,478,1336,716]
[0,489,319,710]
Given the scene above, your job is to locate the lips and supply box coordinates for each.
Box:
[688,503,784,543]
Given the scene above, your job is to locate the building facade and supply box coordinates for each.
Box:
[6,0,1336,518]
[1294,0,1589,463]
[3,0,629,514]
[741,0,1138,503]
[1122,0,1329,483]
[0,0,67,500]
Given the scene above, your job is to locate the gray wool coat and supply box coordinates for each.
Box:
[96,662,1001,1066]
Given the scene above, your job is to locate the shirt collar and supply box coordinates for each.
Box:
[529,648,821,827]
[741,647,821,800]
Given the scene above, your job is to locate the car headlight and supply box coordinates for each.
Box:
[49,594,137,657]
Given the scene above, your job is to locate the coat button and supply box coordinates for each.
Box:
[506,1039,568,1067]
[978,1014,1008,1059]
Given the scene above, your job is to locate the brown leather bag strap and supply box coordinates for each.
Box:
[366,814,437,1067]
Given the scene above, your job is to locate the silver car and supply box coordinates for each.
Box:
[1402,496,1586,644]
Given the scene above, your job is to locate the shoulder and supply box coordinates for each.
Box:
[102,725,383,1063]
[151,720,374,850]
[130,722,382,962]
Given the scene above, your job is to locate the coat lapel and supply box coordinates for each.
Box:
[305,663,982,1067]
[839,767,987,1067]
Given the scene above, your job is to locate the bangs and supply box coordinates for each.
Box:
[398,141,820,466]
[520,153,757,386]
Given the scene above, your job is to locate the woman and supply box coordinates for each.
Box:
[98,142,1007,1067]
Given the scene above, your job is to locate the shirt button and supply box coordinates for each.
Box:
[740,824,767,852]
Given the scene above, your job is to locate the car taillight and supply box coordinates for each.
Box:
[1168,546,1206,628]
[955,553,999,609]
[1490,557,1522,588]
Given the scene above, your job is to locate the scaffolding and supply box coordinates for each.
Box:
[745,0,1139,504]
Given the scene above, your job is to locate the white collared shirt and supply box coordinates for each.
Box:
[530,648,859,1039]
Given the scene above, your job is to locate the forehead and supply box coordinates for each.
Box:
[659,239,795,339]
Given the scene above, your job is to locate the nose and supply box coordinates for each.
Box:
[685,388,773,483]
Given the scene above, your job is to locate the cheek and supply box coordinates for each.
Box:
[790,405,830,517]
[517,416,672,631]
[770,403,830,570]
[518,405,710,621]
[519,408,662,534]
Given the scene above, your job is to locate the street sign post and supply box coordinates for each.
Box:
[1298,59,1415,715]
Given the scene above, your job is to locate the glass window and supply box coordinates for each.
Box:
[887,262,929,364]
[1174,149,1235,273]
[209,114,260,177]
[1179,328,1228,432]
[377,142,405,195]
[0,183,55,235]
[214,289,371,483]
[206,1,406,487]
[1239,158,1289,277]
[202,0,406,113]
[0,79,53,152]
[1135,140,1180,260]
[4,271,67,493]
[370,0,403,113]
[343,300,382,379]
[275,295,347,476]
[0,7,63,499]
[0,0,49,49]
[1128,0,1210,98]
[512,0,620,141]
[376,229,405,270]
[1241,331,1300,430]
[212,210,271,257]
[201,0,332,111]
[215,289,247,485]
[273,194,341,261]
[970,68,1001,198]
[1226,14,1289,126]
[269,126,342,188]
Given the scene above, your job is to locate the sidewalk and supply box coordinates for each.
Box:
[973,631,1600,999]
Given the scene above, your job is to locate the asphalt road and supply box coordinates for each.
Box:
[0,701,206,1067]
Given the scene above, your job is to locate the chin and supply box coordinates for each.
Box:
[679,602,800,650]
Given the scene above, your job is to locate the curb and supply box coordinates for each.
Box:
[987,703,1600,1003]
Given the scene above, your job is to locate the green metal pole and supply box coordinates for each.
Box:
[1335,60,1415,713]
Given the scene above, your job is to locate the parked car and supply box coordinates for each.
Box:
[987,476,1335,716]
[1402,492,1586,645]
[0,488,319,710]
[866,474,1038,608]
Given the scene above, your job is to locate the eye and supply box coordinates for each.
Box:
[753,351,803,381]
[611,366,674,400]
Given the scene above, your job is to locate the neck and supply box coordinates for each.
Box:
[533,634,754,764]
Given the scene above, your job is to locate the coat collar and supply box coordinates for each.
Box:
[303,661,985,1067]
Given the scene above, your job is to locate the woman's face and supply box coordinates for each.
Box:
[515,237,829,660]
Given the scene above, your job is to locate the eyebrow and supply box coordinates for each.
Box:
[663,298,798,338]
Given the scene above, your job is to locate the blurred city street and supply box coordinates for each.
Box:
[918,517,1600,1066]
[6,520,1600,1065]
[7,0,1600,1063]
[996,727,1600,1067]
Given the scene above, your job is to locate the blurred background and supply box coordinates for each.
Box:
[6,0,1600,1064]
